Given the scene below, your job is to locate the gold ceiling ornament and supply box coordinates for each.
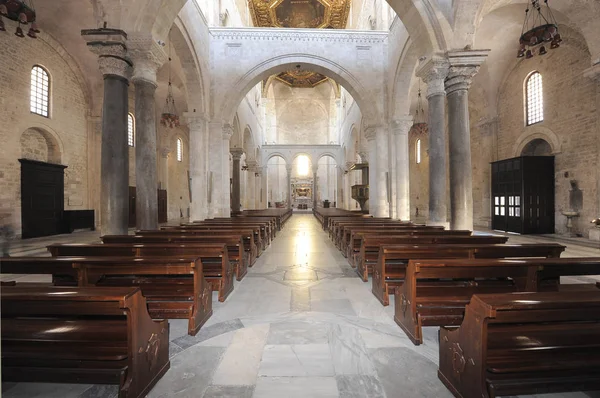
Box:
[249,0,350,30]
[250,0,350,88]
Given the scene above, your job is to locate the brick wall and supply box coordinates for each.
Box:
[0,32,89,235]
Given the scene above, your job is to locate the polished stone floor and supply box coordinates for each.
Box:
[2,215,600,398]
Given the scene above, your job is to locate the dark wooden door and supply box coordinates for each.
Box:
[19,159,67,239]
[158,189,167,223]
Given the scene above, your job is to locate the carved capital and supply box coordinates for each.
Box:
[128,32,168,86]
[391,116,414,136]
[184,113,207,132]
[364,125,379,141]
[160,147,171,158]
[230,147,244,160]
[285,164,293,174]
[357,149,368,163]
[81,28,132,79]
[222,124,234,140]
[416,54,449,98]
[445,49,489,95]
[246,160,258,173]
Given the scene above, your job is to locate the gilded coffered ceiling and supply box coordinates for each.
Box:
[250,0,351,87]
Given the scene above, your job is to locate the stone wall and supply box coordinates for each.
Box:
[0,33,89,235]
[470,35,599,236]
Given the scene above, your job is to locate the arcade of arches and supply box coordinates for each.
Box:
[1,0,600,396]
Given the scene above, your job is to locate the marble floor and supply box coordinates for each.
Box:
[2,215,600,398]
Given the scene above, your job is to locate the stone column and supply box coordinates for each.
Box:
[417,56,450,226]
[286,164,293,209]
[246,161,257,210]
[261,165,268,209]
[445,50,489,230]
[584,63,600,228]
[158,147,170,191]
[365,126,389,217]
[392,116,413,221]
[129,35,167,230]
[389,128,398,219]
[255,166,262,209]
[345,161,354,210]
[82,28,132,235]
[207,122,223,218]
[230,148,244,214]
[185,115,208,221]
[312,166,319,209]
[336,165,344,208]
[222,124,233,217]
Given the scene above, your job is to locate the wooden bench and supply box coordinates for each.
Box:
[101,234,249,276]
[180,222,272,247]
[372,243,566,305]
[1,286,170,398]
[1,256,216,334]
[438,291,600,398]
[355,234,508,281]
[395,257,600,345]
[136,229,258,266]
[338,224,442,252]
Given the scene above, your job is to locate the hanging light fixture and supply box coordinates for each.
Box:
[0,0,38,38]
[160,29,180,129]
[517,0,560,59]
[409,80,428,136]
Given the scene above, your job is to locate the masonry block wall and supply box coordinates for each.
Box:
[470,31,599,236]
[0,33,89,235]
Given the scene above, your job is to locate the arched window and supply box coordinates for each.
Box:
[176,138,183,162]
[127,113,135,147]
[526,72,543,126]
[416,139,421,164]
[30,66,50,117]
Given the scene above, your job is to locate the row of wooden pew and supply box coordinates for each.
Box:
[316,208,600,398]
[0,209,292,398]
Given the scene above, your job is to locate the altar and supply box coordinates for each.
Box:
[292,178,313,209]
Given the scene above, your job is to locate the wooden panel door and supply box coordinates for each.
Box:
[19,159,67,239]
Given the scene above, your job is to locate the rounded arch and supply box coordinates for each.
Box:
[390,39,420,120]
[219,56,379,123]
[20,126,63,164]
[513,125,562,157]
[291,152,314,166]
[317,152,340,166]
[266,152,290,165]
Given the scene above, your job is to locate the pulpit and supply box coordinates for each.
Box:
[350,163,369,211]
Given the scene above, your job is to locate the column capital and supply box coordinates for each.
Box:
[416,54,449,98]
[246,160,258,172]
[230,147,244,160]
[345,161,355,171]
[364,125,381,141]
[391,116,414,135]
[312,166,319,175]
[81,28,132,79]
[128,32,168,86]
[285,164,293,174]
[584,63,600,82]
[222,123,234,140]
[183,112,208,130]
[445,49,490,95]
[357,149,368,163]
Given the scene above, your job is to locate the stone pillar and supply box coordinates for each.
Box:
[312,166,319,209]
[82,28,132,235]
[286,165,293,209]
[222,124,233,217]
[230,148,244,214]
[129,36,167,230]
[445,50,489,231]
[246,161,257,210]
[417,56,450,227]
[389,128,397,219]
[584,63,600,229]
[158,147,170,190]
[185,115,207,221]
[336,165,344,208]
[365,125,389,217]
[261,165,268,209]
[207,122,226,218]
[255,166,262,209]
[345,161,354,210]
[392,116,413,221]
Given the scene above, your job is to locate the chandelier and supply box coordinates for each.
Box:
[517,0,561,59]
[160,29,180,129]
[0,0,39,38]
[410,80,428,136]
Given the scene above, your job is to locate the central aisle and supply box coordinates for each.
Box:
[148,214,453,398]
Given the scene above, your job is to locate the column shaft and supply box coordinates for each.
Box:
[448,89,473,230]
[313,171,318,209]
[286,166,292,209]
[188,118,207,221]
[261,166,268,209]
[101,75,130,234]
[231,149,243,214]
[393,117,412,221]
[428,92,447,225]
[367,136,378,216]
[134,80,158,230]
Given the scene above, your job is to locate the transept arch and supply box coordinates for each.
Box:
[513,126,561,157]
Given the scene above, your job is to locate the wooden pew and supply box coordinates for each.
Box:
[330,219,402,241]
[438,291,600,398]
[1,286,170,398]
[101,234,249,275]
[395,257,600,345]
[181,221,272,246]
[354,234,505,280]
[1,256,216,334]
[136,229,259,266]
[372,243,566,305]
[338,224,442,252]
